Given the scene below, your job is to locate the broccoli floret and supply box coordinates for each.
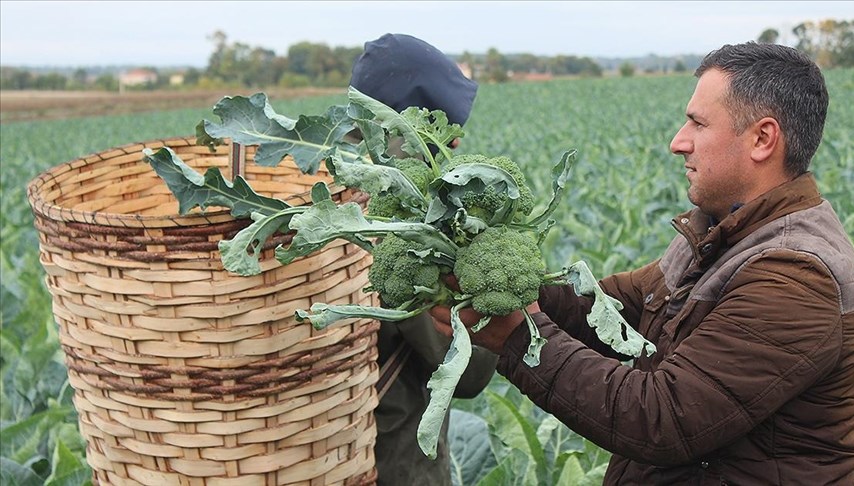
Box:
[453,226,545,316]
[444,154,535,220]
[394,157,433,192]
[367,157,433,220]
[368,234,445,308]
[367,193,417,220]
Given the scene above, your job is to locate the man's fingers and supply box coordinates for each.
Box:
[429,303,485,327]
[429,305,453,338]
[433,320,454,338]
[429,305,451,323]
[442,274,461,292]
[455,306,485,326]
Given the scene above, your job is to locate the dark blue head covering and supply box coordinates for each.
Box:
[350,33,478,126]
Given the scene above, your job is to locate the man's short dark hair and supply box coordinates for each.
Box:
[696,42,829,176]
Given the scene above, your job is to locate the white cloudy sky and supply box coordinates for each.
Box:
[2,1,852,67]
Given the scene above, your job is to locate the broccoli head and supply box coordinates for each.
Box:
[367,157,433,220]
[453,226,545,316]
[368,234,445,308]
[444,154,535,221]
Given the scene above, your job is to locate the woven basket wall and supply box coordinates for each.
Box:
[26,137,380,486]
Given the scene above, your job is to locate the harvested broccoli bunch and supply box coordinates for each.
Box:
[454,226,545,316]
[444,154,535,221]
[367,234,448,309]
[367,157,433,220]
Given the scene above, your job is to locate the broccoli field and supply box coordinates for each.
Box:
[2,70,852,485]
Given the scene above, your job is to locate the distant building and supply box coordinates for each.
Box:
[169,73,185,86]
[456,62,473,80]
[119,68,157,88]
[509,71,554,82]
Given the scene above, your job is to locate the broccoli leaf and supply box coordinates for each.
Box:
[275,199,459,265]
[294,302,427,329]
[326,157,428,214]
[195,120,223,151]
[401,106,465,164]
[567,261,656,358]
[522,311,547,367]
[526,150,577,227]
[218,208,306,276]
[348,87,465,171]
[310,180,332,203]
[142,147,290,217]
[199,93,363,173]
[348,103,393,166]
[410,248,456,269]
[348,87,434,162]
[426,163,521,226]
[417,301,473,459]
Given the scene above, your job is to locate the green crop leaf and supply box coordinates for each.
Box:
[199,93,363,172]
[275,200,459,265]
[536,415,586,460]
[567,261,656,358]
[580,463,609,486]
[475,449,533,486]
[418,301,473,459]
[142,147,290,217]
[0,408,71,464]
[485,391,548,483]
[555,454,586,486]
[0,457,43,486]
[44,440,90,486]
[449,409,497,486]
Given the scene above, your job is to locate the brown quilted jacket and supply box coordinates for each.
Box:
[497,173,854,485]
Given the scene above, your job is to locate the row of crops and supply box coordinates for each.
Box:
[2,70,852,485]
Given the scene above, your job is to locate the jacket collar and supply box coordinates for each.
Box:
[671,172,823,267]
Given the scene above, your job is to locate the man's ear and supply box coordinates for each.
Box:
[751,117,782,163]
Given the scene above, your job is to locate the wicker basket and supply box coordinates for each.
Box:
[26,137,380,486]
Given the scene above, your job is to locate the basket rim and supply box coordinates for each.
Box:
[26,135,341,229]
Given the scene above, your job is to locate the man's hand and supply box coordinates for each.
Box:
[429,300,541,355]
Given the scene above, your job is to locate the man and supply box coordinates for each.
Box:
[432,42,854,484]
[349,33,499,486]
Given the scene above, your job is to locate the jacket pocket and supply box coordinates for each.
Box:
[638,285,668,343]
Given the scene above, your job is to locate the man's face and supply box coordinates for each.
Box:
[670,69,754,221]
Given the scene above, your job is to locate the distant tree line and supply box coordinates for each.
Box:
[762,19,854,68]
[2,20,851,91]
[195,31,605,88]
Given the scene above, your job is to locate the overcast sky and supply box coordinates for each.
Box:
[2,1,852,67]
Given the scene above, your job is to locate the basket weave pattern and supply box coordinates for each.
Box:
[27,137,379,485]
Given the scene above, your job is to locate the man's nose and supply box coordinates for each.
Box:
[670,123,692,155]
